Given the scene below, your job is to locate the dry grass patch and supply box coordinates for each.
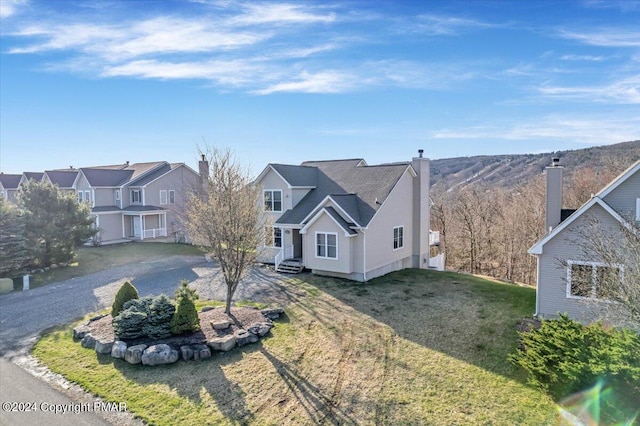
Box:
[33,269,562,425]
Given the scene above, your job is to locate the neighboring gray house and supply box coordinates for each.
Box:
[43,169,79,193]
[0,173,22,202]
[529,159,640,325]
[254,150,441,281]
[72,161,200,244]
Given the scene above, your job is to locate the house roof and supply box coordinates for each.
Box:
[267,159,411,228]
[128,162,172,186]
[529,161,639,255]
[0,174,22,190]
[80,168,135,187]
[22,172,44,182]
[44,170,79,188]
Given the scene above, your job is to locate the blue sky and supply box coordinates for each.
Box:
[1,0,639,176]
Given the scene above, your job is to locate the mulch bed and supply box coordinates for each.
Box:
[87,307,270,348]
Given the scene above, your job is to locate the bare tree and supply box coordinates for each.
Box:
[185,147,266,315]
[569,214,640,325]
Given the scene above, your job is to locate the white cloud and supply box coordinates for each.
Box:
[409,14,496,36]
[559,29,640,47]
[538,74,640,104]
[560,54,606,61]
[0,0,27,19]
[253,70,356,94]
[232,3,335,26]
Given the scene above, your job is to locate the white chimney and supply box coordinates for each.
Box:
[412,150,430,269]
[198,154,209,196]
[545,157,563,232]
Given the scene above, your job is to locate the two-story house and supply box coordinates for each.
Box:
[254,150,440,281]
[529,159,640,326]
[0,173,22,202]
[73,161,200,244]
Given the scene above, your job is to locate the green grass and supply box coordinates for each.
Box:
[33,269,563,425]
[30,243,203,288]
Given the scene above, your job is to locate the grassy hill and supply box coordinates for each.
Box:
[430,140,640,192]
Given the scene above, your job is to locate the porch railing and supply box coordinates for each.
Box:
[142,228,168,239]
[429,231,440,246]
[274,248,284,270]
[429,253,445,271]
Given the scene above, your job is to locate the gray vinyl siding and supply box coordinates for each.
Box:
[94,188,115,207]
[96,213,123,242]
[536,203,624,323]
[602,171,640,219]
[365,169,414,273]
[303,214,353,274]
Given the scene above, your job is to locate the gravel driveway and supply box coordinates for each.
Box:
[0,255,299,358]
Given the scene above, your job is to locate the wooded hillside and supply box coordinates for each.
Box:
[430,140,640,285]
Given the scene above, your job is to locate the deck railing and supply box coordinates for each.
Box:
[274,248,284,270]
[429,231,440,246]
[142,228,168,239]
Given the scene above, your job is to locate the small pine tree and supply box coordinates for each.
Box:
[112,310,147,340]
[170,281,200,335]
[143,295,175,339]
[111,281,139,317]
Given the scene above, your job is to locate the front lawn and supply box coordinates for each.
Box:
[30,243,203,288]
[33,269,561,425]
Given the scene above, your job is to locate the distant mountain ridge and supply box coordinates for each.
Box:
[429,140,640,192]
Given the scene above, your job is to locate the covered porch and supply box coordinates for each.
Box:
[122,208,168,241]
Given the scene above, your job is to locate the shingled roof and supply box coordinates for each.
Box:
[274,159,411,227]
[45,170,79,188]
[0,174,22,190]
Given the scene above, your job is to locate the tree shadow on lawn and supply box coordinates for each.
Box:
[111,346,256,424]
[109,341,357,425]
[301,268,534,382]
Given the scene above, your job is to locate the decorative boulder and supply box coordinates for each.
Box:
[80,334,96,349]
[125,344,147,364]
[192,344,212,360]
[73,324,92,340]
[111,341,127,359]
[95,338,115,354]
[211,320,231,330]
[261,308,284,321]
[248,322,273,337]
[208,335,236,352]
[235,329,259,347]
[141,344,179,366]
[181,346,194,361]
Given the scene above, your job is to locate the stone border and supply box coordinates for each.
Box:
[72,308,285,366]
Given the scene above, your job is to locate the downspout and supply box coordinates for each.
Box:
[362,229,367,282]
[534,256,541,318]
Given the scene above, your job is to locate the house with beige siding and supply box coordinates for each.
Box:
[529,159,640,326]
[72,161,199,244]
[254,150,441,281]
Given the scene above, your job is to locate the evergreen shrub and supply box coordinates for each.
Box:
[111,281,139,317]
[170,281,201,335]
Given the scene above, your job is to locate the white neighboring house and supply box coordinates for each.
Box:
[529,159,640,326]
[255,150,443,281]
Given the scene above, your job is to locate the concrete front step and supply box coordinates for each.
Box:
[277,260,304,274]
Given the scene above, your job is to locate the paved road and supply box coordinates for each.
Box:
[0,255,299,425]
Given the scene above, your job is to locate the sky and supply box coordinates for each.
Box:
[1,0,639,176]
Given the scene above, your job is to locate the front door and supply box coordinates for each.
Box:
[133,216,141,238]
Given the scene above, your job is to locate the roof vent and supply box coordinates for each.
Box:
[126,161,130,166]
[418,149,424,158]
[551,157,560,167]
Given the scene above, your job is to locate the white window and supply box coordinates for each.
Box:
[85,190,91,204]
[169,190,175,204]
[266,227,282,247]
[115,190,120,201]
[393,226,404,250]
[131,189,141,204]
[567,261,623,300]
[160,190,167,205]
[78,191,84,202]
[316,232,337,259]
[264,190,282,212]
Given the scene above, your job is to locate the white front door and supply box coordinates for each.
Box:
[133,216,141,237]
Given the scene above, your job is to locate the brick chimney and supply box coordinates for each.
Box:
[412,149,430,269]
[198,154,209,196]
[545,157,563,233]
